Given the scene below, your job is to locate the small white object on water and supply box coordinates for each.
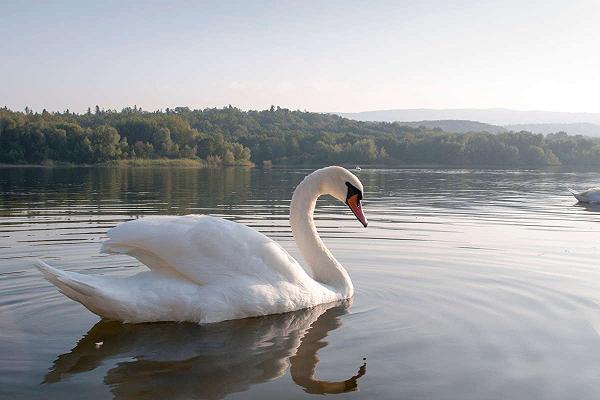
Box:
[355,166,361,171]
[568,187,600,203]
[95,341,103,349]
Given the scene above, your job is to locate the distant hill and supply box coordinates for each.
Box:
[394,120,506,134]
[337,108,600,126]
[505,123,600,137]
[394,121,600,137]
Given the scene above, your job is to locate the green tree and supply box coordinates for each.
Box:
[90,125,122,162]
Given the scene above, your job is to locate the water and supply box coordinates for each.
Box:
[2,166,600,399]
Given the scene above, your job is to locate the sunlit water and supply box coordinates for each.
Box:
[3,166,600,399]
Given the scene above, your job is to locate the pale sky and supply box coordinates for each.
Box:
[1,0,600,113]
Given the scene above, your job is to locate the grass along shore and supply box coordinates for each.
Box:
[0,158,254,168]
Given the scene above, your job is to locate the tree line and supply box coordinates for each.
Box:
[2,105,600,167]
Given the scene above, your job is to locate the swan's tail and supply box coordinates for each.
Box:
[568,188,582,201]
[36,259,101,297]
[36,260,109,316]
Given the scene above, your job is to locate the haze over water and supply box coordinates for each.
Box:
[3,166,600,399]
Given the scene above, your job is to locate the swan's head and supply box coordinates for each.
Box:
[319,166,368,228]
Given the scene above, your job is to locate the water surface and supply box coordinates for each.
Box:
[3,166,600,399]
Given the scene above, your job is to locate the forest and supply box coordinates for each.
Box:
[2,105,600,167]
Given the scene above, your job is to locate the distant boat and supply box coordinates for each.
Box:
[355,166,361,171]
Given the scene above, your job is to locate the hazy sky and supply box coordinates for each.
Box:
[2,0,600,113]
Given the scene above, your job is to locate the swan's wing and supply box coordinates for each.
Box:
[101,215,308,285]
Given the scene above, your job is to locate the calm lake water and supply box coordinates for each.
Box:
[3,166,600,399]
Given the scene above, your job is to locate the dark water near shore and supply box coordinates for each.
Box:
[3,166,600,399]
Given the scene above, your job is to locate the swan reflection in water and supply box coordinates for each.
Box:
[44,301,366,399]
[574,201,600,213]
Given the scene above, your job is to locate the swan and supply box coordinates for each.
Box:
[568,187,600,203]
[36,166,368,324]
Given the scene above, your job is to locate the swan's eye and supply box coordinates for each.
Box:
[345,182,362,202]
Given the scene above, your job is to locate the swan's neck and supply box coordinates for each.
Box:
[289,174,353,297]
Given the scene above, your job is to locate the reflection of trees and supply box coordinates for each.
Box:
[2,166,583,223]
[0,167,255,218]
[44,301,366,399]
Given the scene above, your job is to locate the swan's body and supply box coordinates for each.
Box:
[568,187,600,203]
[37,166,367,324]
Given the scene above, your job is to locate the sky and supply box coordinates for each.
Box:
[1,0,600,114]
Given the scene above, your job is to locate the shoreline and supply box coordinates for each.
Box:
[0,159,254,169]
[1,161,597,172]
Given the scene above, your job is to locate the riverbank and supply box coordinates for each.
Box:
[0,158,254,168]
[103,159,209,168]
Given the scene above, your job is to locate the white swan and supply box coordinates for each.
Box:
[37,166,368,324]
[568,187,600,203]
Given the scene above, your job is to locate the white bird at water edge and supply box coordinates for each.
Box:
[36,166,368,324]
[568,187,600,203]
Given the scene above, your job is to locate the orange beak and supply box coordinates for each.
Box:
[346,194,368,227]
